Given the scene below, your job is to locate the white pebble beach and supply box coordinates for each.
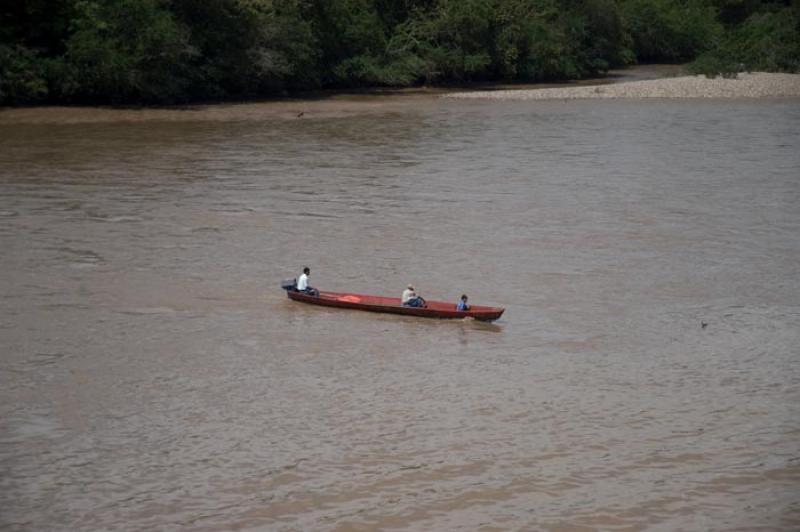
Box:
[444,72,800,100]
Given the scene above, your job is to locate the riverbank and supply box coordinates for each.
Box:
[445,73,800,100]
[3,69,798,125]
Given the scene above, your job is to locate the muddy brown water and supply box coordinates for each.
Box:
[1,94,799,531]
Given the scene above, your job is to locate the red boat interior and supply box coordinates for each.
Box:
[317,291,498,312]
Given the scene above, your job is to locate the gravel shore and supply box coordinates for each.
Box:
[445,72,800,100]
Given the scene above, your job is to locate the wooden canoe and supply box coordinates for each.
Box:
[285,289,504,321]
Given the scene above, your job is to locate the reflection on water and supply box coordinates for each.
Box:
[1,96,799,530]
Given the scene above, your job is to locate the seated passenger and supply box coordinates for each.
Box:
[401,285,426,307]
[296,267,319,296]
[456,294,470,311]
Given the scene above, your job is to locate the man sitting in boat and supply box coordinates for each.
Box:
[456,294,470,311]
[401,285,426,307]
[296,267,319,296]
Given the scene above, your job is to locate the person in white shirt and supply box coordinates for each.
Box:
[401,285,415,304]
[401,284,425,307]
[296,267,318,296]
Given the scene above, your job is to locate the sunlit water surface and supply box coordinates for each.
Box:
[1,95,799,531]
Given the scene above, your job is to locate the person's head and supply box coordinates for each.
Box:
[461,294,468,301]
[408,284,414,291]
[303,267,310,275]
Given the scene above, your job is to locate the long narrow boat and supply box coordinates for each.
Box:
[284,289,504,321]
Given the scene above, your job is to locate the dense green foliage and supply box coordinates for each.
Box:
[621,0,721,62]
[689,1,800,75]
[1,0,798,105]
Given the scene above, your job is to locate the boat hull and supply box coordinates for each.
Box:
[286,290,504,321]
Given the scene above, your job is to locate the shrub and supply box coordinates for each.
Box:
[622,0,722,62]
[689,4,800,75]
[0,44,48,104]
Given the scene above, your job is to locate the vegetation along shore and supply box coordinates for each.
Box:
[2,0,799,106]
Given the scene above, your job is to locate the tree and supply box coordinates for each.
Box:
[621,0,722,62]
[61,0,194,103]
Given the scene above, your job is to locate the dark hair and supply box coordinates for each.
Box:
[461,294,468,300]
[303,267,310,274]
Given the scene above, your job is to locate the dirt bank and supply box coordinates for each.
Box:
[445,73,800,100]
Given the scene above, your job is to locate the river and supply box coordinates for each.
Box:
[1,94,799,530]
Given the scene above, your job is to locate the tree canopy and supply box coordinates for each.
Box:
[1,0,798,105]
